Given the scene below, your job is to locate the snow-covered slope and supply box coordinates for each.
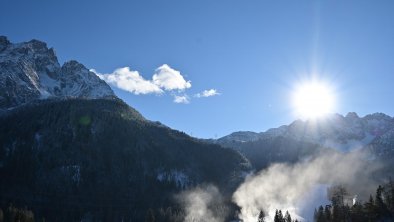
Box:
[0,36,114,109]
[217,112,394,152]
[218,131,261,143]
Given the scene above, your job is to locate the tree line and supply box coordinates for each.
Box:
[256,209,299,222]
[314,181,394,222]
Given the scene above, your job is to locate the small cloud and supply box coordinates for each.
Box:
[153,64,191,91]
[195,89,220,98]
[93,67,163,95]
[173,95,190,104]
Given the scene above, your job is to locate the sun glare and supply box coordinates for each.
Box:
[292,81,335,119]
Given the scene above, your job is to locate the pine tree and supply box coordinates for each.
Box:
[315,206,325,222]
[324,205,331,222]
[364,195,376,221]
[258,210,265,222]
[343,205,351,222]
[330,186,347,207]
[385,179,394,213]
[376,185,385,209]
[284,210,292,222]
[278,210,284,222]
[389,179,394,212]
[314,208,318,222]
[375,184,390,219]
[329,186,347,222]
[145,208,155,222]
[274,210,280,222]
[350,201,365,222]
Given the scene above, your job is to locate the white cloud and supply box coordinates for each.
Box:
[195,89,220,98]
[173,95,190,104]
[93,65,217,104]
[153,64,192,91]
[94,67,163,95]
[93,64,191,96]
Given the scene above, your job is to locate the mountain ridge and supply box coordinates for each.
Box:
[0,36,115,109]
[215,112,394,152]
[207,112,394,171]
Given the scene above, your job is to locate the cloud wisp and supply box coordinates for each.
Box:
[195,89,220,98]
[173,94,190,104]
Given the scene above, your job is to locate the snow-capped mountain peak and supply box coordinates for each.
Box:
[0,36,115,109]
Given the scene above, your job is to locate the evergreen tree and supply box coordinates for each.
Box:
[375,184,390,218]
[284,210,292,222]
[145,208,155,222]
[257,210,265,222]
[350,201,365,222]
[331,205,341,222]
[274,210,280,222]
[376,185,385,209]
[329,185,347,222]
[364,195,376,222]
[324,205,331,222]
[314,208,318,222]
[330,186,347,207]
[389,179,394,212]
[278,210,284,222]
[315,206,325,222]
[343,205,351,222]
[376,184,393,220]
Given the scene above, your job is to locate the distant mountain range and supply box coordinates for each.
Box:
[208,112,394,170]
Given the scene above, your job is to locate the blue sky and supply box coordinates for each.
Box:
[1,0,394,138]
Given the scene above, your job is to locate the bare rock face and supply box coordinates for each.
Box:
[0,36,10,52]
[0,36,115,109]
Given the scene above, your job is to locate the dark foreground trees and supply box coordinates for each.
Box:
[270,209,298,222]
[0,205,34,222]
[314,182,394,222]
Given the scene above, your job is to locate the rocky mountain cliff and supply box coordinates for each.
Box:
[0,36,114,109]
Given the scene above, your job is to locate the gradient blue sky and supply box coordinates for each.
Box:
[1,0,394,138]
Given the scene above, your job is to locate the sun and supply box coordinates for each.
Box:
[292,81,335,119]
